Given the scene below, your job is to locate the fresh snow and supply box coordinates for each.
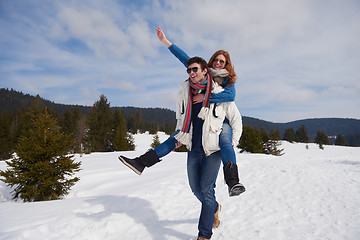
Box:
[1,131,360,240]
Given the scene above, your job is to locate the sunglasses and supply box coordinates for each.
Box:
[214,58,225,64]
[186,67,199,74]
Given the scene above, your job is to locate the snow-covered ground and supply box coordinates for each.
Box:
[1,132,359,240]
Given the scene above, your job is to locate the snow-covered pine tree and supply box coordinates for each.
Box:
[0,106,81,202]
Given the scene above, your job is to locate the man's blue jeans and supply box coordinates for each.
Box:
[187,150,221,239]
[154,121,236,165]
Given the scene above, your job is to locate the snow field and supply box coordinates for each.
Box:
[0,132,359,239]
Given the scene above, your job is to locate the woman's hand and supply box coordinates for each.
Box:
[193,94,204,104]
[174,142,182,150]
[156,27,172,47]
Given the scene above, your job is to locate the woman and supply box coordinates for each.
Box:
[118,27,245,197]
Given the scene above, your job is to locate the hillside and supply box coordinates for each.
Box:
[1,88,360,143]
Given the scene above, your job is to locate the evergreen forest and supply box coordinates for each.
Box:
[1,88,360,160]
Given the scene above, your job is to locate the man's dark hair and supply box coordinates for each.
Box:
[187,56,208,72]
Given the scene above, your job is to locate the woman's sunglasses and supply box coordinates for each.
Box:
[186,67,199,74]
[214,58,225,64]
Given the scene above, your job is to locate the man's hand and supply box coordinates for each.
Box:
[193,94,204,104]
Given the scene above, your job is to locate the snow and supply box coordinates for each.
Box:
[1,131,360,240]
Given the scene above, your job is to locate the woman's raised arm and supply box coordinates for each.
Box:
[156,27,190,68]
[156,27,172,48]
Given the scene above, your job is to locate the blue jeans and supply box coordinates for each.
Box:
[154,130,180,158]
[187,150,221,239]
[219,121,237,165]
[154,122,236,165]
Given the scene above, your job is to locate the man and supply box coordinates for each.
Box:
[175,57,242,240]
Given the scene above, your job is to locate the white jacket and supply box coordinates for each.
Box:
[175,80,243,156]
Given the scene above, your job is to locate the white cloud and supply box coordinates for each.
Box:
[1,0,360,121]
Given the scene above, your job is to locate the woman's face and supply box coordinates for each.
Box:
[212,54,226,70]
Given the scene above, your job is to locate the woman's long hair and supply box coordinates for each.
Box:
[208,50,237,85]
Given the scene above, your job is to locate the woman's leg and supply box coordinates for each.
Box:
[154,129,180,158]
[219,120,246,196]
[219,121,236,165]
[119,130,179,175]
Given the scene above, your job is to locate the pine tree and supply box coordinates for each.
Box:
[0,111,15,160]
[151,133,161,149]
[125,132,135,150]
[335,134,346,146]
[296,125,310,143]
[283,128,297,143]
[0,108,81,202]
[238,125,263,153]
[113,110,132,151]
[314,130,329,150]
[266,129,284,156]
[86,95,113,152]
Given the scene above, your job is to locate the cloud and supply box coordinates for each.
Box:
[1,0,360,122]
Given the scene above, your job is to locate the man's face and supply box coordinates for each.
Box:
[187,63,207,84]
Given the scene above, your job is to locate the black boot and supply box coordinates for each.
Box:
[223,162,246,197]
[118,149,160,175]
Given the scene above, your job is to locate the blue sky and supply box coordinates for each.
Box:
[1,0,359,123]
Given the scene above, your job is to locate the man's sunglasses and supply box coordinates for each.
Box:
[186,67,199,74]
[214,58,225,64]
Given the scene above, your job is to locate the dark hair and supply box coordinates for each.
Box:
[187,56,208,72]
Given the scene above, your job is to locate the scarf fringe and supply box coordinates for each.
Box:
[198,106,209,120]
[174,131,192,147]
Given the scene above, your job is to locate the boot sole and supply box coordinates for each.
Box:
[118,156,142,175]
[229,184,246,197]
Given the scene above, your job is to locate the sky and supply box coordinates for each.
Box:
[1,0,359,123]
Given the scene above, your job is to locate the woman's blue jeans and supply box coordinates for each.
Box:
[154,130,180,158]
[154,122,236,165]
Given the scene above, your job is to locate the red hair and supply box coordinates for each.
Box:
[208,50,237,85]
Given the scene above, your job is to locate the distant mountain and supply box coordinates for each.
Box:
[1,88,360,142]
[242,117,360,140]
[0,88,174,126]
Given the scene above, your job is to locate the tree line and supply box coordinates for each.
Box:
[0,94,176,160]
[238,124,348,154]
[0,92,356,160]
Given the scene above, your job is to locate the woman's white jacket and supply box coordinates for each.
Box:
[175,80,243,156]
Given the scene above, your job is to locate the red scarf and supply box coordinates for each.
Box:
[180,73,212,134]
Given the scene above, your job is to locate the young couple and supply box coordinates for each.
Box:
[119,27,245,240]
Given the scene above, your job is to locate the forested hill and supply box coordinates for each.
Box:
[244,117,360,140]
[1,88,360,142]
[0,88,175,126]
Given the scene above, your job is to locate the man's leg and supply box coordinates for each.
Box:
[198,151,222,239]
[187,151,204,202]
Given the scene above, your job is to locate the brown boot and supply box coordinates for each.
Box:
[213,202,221,228]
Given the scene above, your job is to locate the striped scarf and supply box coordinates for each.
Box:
[175,73,212,146]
